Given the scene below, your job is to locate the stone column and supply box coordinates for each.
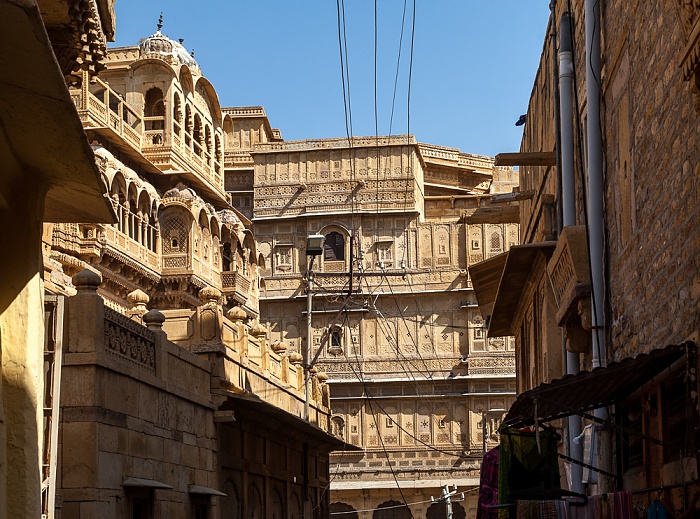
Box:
[0,183,46,519]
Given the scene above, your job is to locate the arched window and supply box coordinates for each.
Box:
[193,114,203,156]
[184,104,192,146]
[328,326,343,355]
[331,416,345,439]
[144,87,165,131]
[324,231,345,261]
[222,242,232,271]
[173,93,182,136]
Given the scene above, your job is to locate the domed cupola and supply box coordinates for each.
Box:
[138,14,201,74]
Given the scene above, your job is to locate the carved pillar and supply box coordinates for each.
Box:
[123,201,130,238]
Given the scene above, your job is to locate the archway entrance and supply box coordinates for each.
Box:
[373,500,411,519]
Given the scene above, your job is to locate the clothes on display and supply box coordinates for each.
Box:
[477,448,500,519]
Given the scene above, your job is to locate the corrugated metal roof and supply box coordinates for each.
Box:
[503,342,695,428]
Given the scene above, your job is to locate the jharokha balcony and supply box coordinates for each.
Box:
[221,270,252,305]
[71,73,143,154]
[70,71,226,203]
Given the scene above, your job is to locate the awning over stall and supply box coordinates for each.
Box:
[503,342,694,428]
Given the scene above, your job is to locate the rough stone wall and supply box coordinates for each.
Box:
[518,2,700,361]
[601,2,700,358]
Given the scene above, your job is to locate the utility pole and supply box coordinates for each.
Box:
[304,235,325,422]
[305,265,313,422]
[431,485,464,519]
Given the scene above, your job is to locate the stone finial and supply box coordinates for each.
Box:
[288,351,303,366]
[250,322,267,338]
[199,286,221,305]
[72,269,102,293]
[271,341,287,354]
[127,289,149,313]
[143,309,165,330]
[316,371,328,383]
[227,306,247,323]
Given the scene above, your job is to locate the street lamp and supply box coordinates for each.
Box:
[304,234,325,421]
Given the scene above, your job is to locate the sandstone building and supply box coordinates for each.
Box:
[1,0,117,517]
[470,0,700,513]
[42,25,347,519]
[222,123,521,516]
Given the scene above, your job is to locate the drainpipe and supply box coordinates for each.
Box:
[558,9,584,495]
[585,0,612,490]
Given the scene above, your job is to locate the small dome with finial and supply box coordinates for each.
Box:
[139,13,201,73]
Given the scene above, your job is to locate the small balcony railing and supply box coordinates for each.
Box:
[221,270,251,304]
[71,75,143,153]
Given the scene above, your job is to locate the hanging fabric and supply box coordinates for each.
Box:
[477,447,500,519]
[498,428,561,518]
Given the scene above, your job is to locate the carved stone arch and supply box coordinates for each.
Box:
[373,500,411,519]
[179,65,194,96]
[330,503,357,519]
[204,124,212,156]
[223,113,235,147]
[110,170,127,201]
[193,113,203,155]
[289,491,302,519]
[270,487,284,519]
[194,76,223,127]
[172,91,183,136]
[222,479,241,519]
[160,205,192,256]
[247,482,263,519]
[144,87,165,117]
[317,224,350,272]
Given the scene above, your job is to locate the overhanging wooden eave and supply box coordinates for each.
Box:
[494,152,556,167]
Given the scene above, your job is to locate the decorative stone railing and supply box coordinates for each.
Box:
[104,306,156,374]
[102,225,160,272]
[254,135,415,152]
[224,150,254,169]
[65,269,213,404]
[223,106,267,117]
[142,135,224,198]
[70,76,143,153]
[160,288,330,429]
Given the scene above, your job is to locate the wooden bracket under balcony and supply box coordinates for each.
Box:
[494,152,556,167]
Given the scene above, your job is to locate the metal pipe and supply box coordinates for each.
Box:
[558,9,584,494]
[586,0,605,372]
[586,0,612,490]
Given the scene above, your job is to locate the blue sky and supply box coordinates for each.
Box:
[112,1,551,157]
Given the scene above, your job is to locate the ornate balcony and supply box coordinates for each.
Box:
[143,132,225,202]
[221,270,252,305]
[71,75,143,154]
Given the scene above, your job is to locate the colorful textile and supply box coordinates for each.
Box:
[567,491,633,519]
[476,447,500,519]
[498,428,560,519]
[516,500,559,519]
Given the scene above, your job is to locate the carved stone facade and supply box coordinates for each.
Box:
[233,134,520,516]
[40,27,345,519]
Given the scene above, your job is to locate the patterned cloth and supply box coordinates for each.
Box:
[567,491,634,519]
[476,448,500,519]
[498,428,560,519]
[516,501,559,519]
